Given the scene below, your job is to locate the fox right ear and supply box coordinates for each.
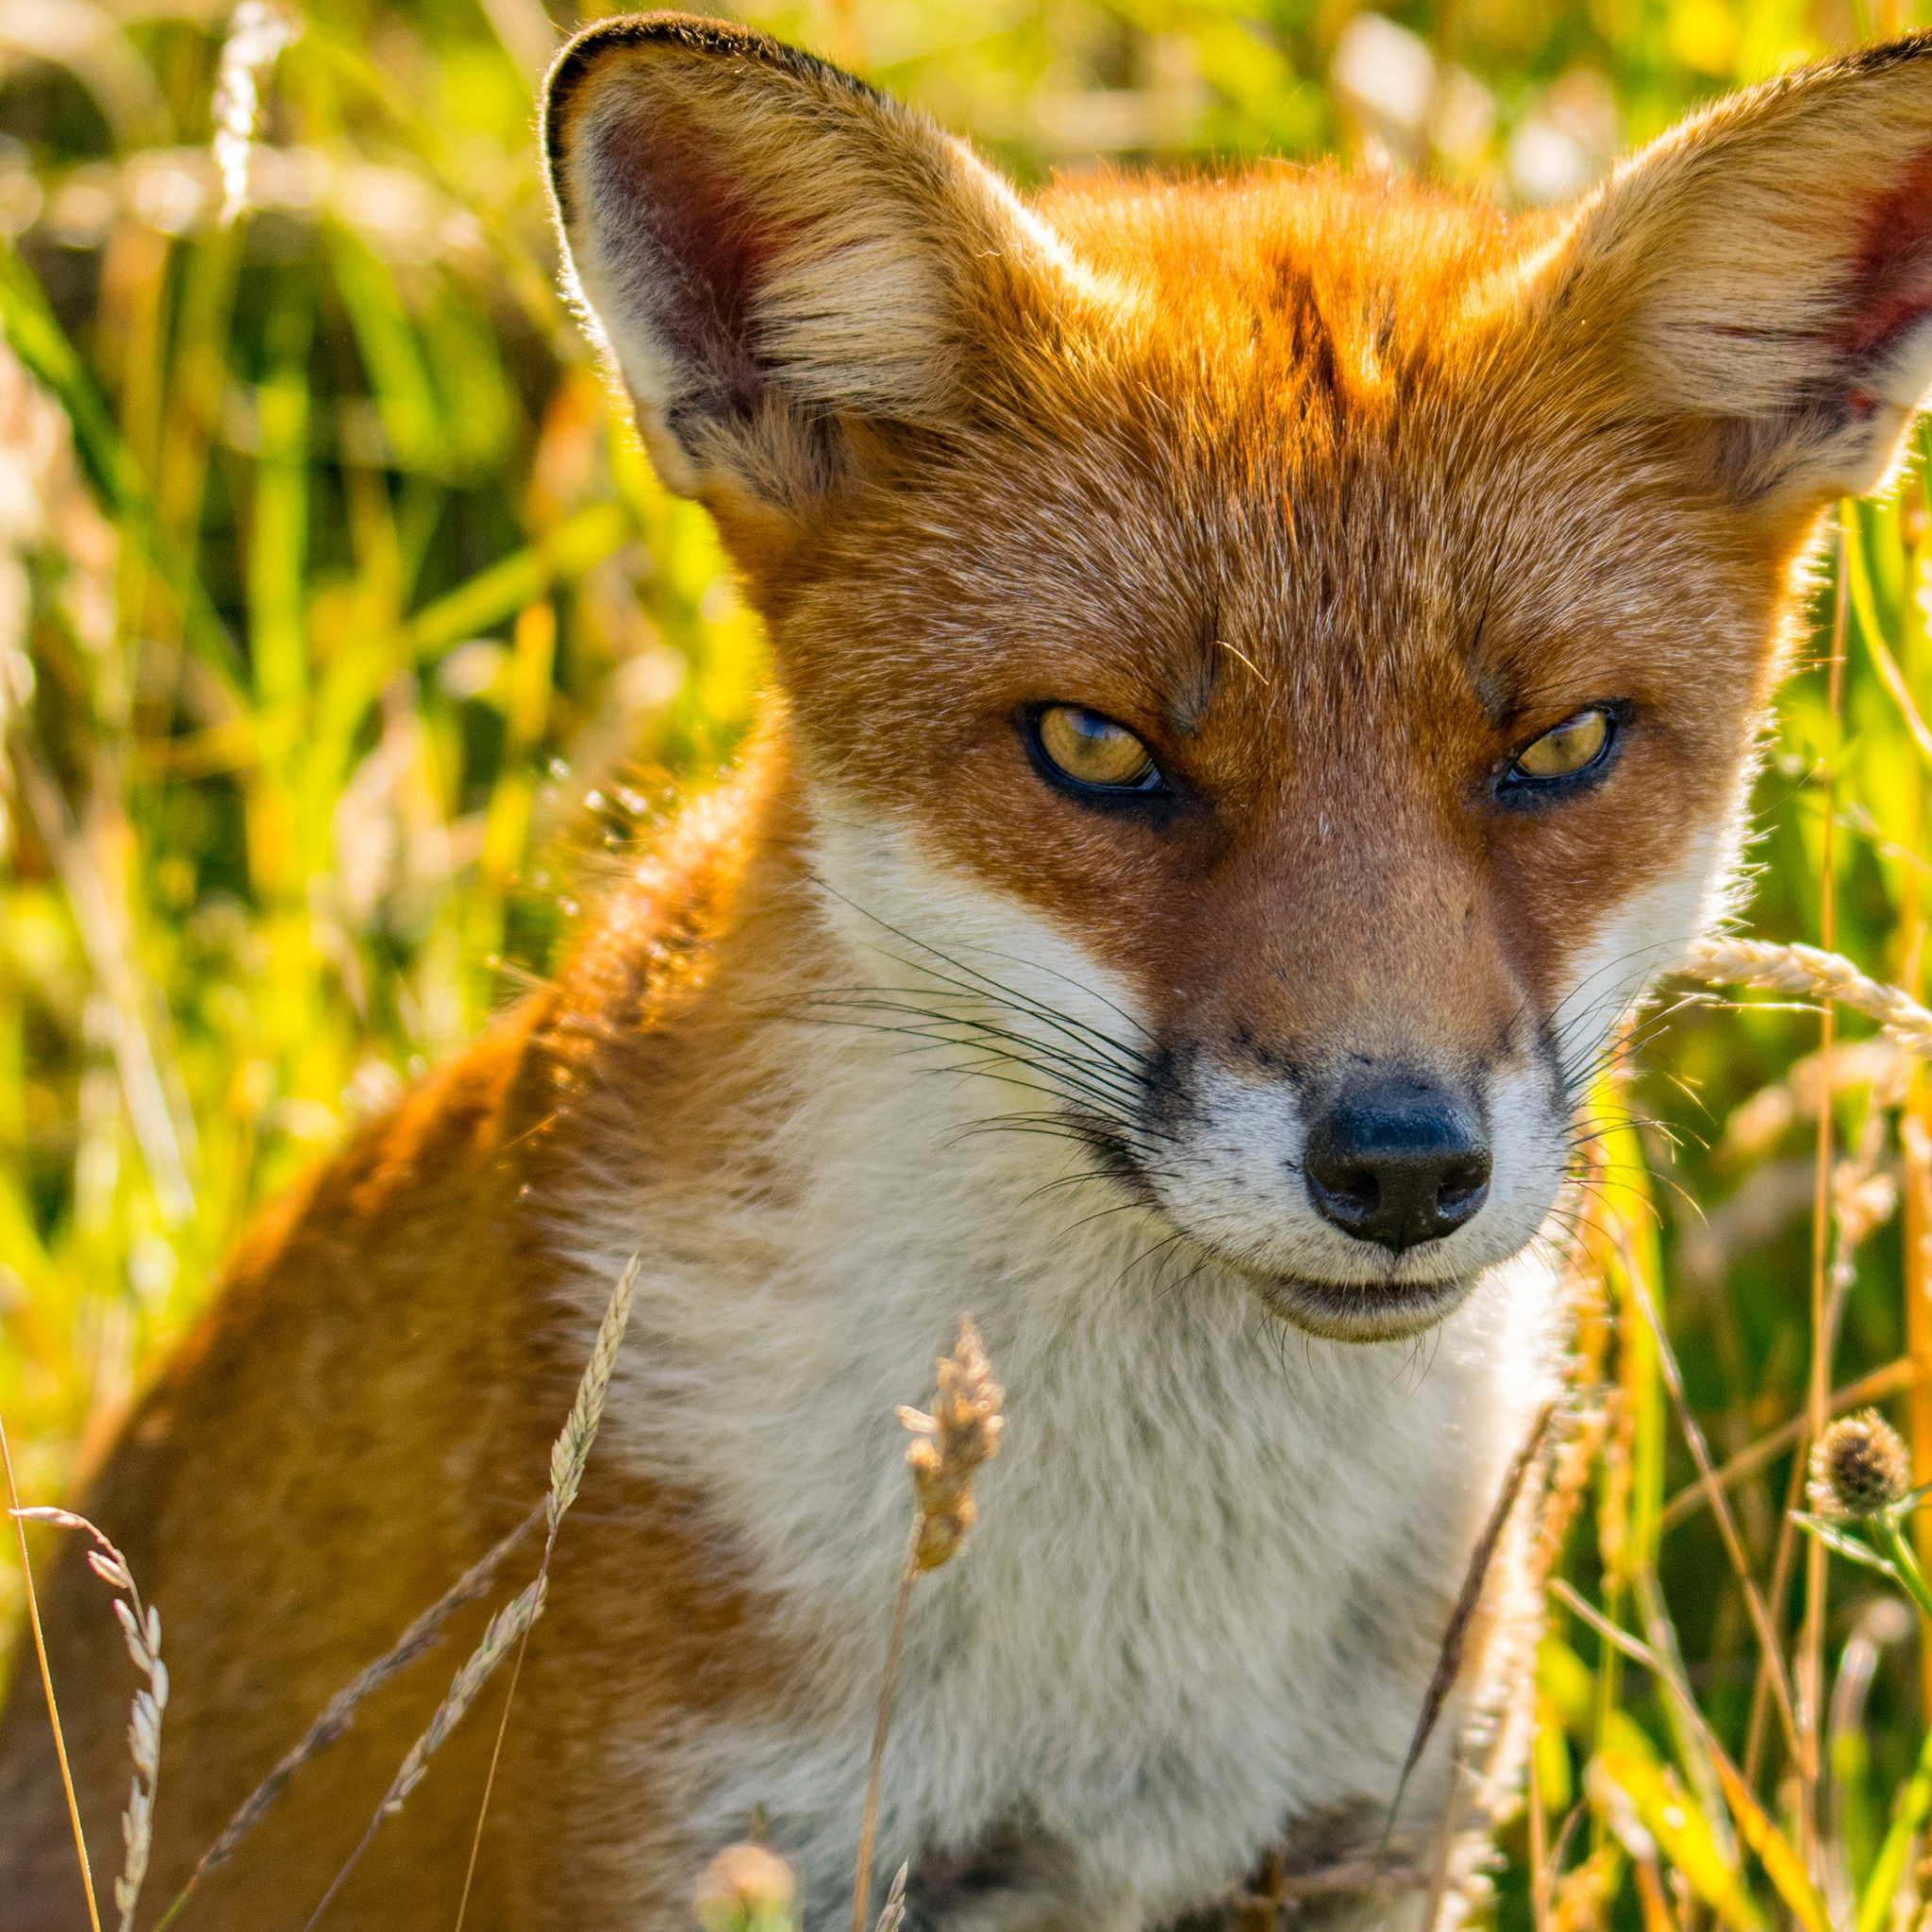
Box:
[1545,37,1932,524]
[542,13,1080,542]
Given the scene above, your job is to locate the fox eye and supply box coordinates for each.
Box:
[1506,707,1615,787]
[1033,706,1161,792]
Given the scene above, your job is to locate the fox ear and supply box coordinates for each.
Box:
[1548,38,1932,518]
[542,14,1069,532]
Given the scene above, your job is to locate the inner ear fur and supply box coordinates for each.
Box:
[1541,33,1932,521]
[543,12,1079,536]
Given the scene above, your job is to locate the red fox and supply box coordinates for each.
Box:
[6,15,1932,1930]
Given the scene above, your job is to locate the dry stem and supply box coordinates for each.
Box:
[1617,1248,1800,1762]
[1,1415,100,1932]
[452,1252,641,1932]
[852,1534,920,1932]
[1801,520,1843,1874]
[1905,1108,1932,1710]
[853,1318,1004,1932]
[1390,1402,1555,1827]
[295,1253,639,1932]
[1658,1353,1918,1531]
[149,1497,545,1932]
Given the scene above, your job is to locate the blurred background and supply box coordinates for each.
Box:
[4,0,1932,1925]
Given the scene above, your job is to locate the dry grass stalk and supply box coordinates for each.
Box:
[1657,1353,1920,1532]
[1551,1580,1832,1932]
[1684,936,1932,1061]
[296,1254,640,1932]
[1586,1757,1669,1932]
[1616,1245,1801,1762]
[211,1,298,225]
[1791,592,1843,1902]
[294,1578,558,1932]
[1419,1747,1468,1932]
[852,1318,1005,1932]
[1905,1106,1932,1709]
[1756,1080,1897,1806]
[454,1251,642,1930]
[1535,1401,1610,1580]
[1,1417,101,1932]
[148,1498,545,1932]
[1388,1400,1556,1833]
[13,1507,166,1932]
[1528,1727,1550,1932]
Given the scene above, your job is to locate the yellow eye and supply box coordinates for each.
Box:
[1510,707,1613,783]
[1035,706,1158,791]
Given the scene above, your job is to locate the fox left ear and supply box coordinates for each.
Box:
[542,13,1087,554]
[1546,37,1932,520]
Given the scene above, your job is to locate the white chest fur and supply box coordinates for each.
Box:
[563,1005,1561,1931]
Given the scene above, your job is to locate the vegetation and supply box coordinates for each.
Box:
[6,0,1932,1927]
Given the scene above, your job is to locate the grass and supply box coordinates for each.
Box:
[8,2,1932,1930]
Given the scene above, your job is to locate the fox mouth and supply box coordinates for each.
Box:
[1252,1269,1480,1343]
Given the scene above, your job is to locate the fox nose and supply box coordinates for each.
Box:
[1304,1079,1491,1252]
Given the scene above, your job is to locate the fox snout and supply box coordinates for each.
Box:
[1127,1015,1568,1341]
[1302,1076,1491,1253]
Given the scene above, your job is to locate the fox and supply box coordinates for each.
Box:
[7,14,1932,1931]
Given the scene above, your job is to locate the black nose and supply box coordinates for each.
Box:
[1304,1079,1491,1252]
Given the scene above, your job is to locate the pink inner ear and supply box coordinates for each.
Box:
[599,104,779,417]
[1836,144,1932,365]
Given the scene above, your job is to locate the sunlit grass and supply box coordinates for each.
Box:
[6,4,1932,1929]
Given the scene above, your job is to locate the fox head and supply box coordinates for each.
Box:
[545,19,1932,1341]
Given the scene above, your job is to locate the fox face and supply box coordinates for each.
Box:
[547,18,1932,1341]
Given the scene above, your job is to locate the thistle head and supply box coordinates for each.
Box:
[897,1317,1005,1572]
[1809,1410,1911,1520]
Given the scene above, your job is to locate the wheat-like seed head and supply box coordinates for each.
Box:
[211,1,298,225]
[550,1254,642,1535]
[189,1499,543,1885]
[382,1574,548,1815]
[1685,937,1932,1059]
[1833,1159,1898,1251]
[12,1507,165,1932]
[897,1317,1004,1573]
[872,1862,908,1932]
[292,1255,641,1932]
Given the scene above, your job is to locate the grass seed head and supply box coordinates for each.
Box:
[18,1507,165,1932]
[898,1317,1004,1573]
[1833,1160,1898,1250]
[1809,1409,1911,1519]
[873,1862,908,1932]
[693,1842,797,1932]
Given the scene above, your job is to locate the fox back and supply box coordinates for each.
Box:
[6,18,1932,1932]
